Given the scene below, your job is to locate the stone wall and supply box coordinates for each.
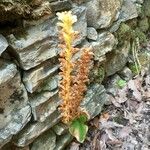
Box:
[0,0,150,149]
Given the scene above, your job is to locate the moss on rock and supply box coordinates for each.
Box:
[138,17,149,32]
[134,28,147,43]
[143,0,150,17]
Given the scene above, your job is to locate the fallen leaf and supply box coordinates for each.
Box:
[100,121,124,129]
[69,142,80,150]
[119,126,132,139]
[100,140,107,150]
[105,129,118,141]
[100,112,110,122]
[108,95,122,107]
[91,117,100,128]
[116,86,128,103]
[92,132,101,150]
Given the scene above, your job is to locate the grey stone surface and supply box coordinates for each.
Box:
[72,6,87,45]
[42,74,60,92]
[110,0,138,32]
[13,110,60,147]
[50,0,72,12]
[0,35,8,56]
[119,67,133,81]
[23,60,59,93]
[53,123,68,136]
[0,105,31,149]
[91,32,117,61]
[30,130,56,150]
[0,59,17,85]
[7,6,87,70]
[87,27,98,41]
[119,0,138,21]
[86,0,122,29]
[30,90,59,122]
[7,18,59,70]
[105,41,130,76]
[0,59,29,130]
[81,84,107,119]
[54,132,73,150]
[105,74,122,96]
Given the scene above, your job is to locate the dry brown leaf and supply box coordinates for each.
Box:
[100,112,110,122]
[128,79,142,101]
[91,117,100,128]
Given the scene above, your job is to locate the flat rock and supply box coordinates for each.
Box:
[13,110,60,147]
[7,18,59,70]
[110,0,138,32]
[119,0,138,21]
[87,27,98,41]
[72,6,87,45]
[119,67,133,81]
[23,60,59,93]
[29,90,60,122]
[31,130,56,150]
[52,123,68,136]
[0,35,8,56]
[0,59,17,85]
[0,105,31,149]
[91,32,117,61]
[0,60,29,137]
[81,84,107,118]
[54,132,73,150]
[105,41,130,76]
[86,0,122,29]
[41,74,60,92]
[50,0,72,12]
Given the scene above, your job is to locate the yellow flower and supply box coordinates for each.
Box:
[57,11,93,124]
[56,11,77,25]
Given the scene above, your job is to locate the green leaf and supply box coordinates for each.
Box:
[69,115,88,143]
[78,114,88,123]
[117,79,127,88]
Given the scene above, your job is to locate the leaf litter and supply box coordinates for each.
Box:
[68,69,150,150]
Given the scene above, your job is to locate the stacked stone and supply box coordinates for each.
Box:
[0,0,148,149]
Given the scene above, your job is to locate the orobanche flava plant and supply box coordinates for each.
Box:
[57,11,93,143]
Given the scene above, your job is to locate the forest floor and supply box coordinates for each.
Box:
[68,44,150,150]
[69,70,150,150]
